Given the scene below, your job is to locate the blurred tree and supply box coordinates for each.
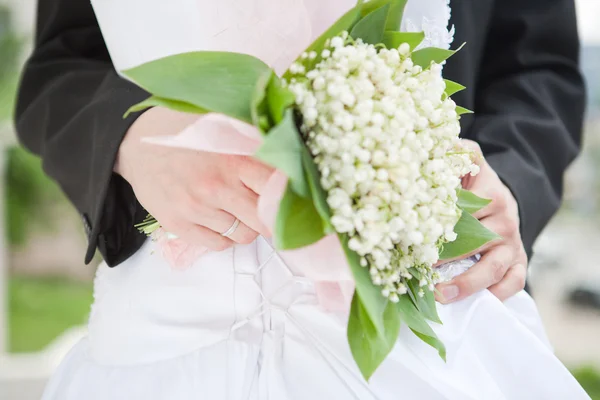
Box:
[572,366,600,399]
[0,5,65,247]
[5,147,63,246]
[0,6,20,121]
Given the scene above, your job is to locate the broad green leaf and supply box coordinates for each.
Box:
[359,0,387,17]
[348,294,401,380]
[404,278,421,306]
[439,212,501,260]
[266,75,296,125]
[444,79,466,97]
[360,0,408,31]
[285,5,360,79]
[301,146,334,232]
[407,279,442,324]
[251,70,274,131]
[456,106,474,116]
[339,234,389,336]
[124,96,207,118]
[397,295,446,361]
[412,48,455,69]
[350,4,390,45]
[384,0,409,31]
[274,184,325,249]
[382,31,425,51]
[411,329,447,361]
[123,52,271,124]
[255,110,309,197]
[411,43,464,69]
[457,189,491,215]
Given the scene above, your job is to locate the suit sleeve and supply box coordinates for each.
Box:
[15,0,150,266]
[464,0,586,256]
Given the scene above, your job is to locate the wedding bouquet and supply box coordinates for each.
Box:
[124,0,498,380]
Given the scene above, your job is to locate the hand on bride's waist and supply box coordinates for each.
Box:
[115,106,273,250]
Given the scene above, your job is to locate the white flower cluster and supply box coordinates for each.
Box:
[288,34,479,301]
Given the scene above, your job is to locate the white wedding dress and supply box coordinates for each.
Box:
[42,1,589,399]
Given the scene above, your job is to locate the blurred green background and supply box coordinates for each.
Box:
[0,0,599,398]
[0,0,96,356]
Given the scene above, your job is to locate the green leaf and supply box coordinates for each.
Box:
[348,294,401,381]
[350,3,390,45]
[274,184,325,249]
[285,4,360,79]
[301,147,334,232]
[411,43,465,69]
[251,70,274,130]
[456,106,474,116]
[339,235,389,336]
[411,329,447,361]
[444,79,466,97]
[359,0,386,17]
[124,96,207,118]
[255,109,309,197]
[407,279,442,324]
[412,48,454,69]
[384,0,409,31]
[360,0,408,31]
[123,52,271,124]
[457,189,491,215]
[397,295,446,361]
[266,75,296,125]
[382,31,425,51]
[439,212,501,260]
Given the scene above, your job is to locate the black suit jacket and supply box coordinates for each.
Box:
[15,0,585,267]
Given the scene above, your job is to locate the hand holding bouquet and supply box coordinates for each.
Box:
[124,0,498,380]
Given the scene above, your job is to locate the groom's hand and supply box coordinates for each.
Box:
[436,140,528,304]
[116,107,273,250]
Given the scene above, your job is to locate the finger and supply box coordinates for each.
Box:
[478,214,516,239]
[457,146,502,220]
[178,198,260,245]
[458,139,484,189]
[471,185,509,220]
[471,194,495,220]
[435,216,504,268]
[170,222,234,252]
[466,176,501,220]
[210,212,259,245]
[435,229,500,266]
[187,208,259,245]
[239,157,275,195]
[488,264,527,301]
[219,185,270,236]
[435,245,513,304]
[459,139,483,162]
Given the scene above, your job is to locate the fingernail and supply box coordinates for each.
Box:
[440,285,459,302]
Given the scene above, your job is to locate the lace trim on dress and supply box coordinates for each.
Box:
[402,0,454,50]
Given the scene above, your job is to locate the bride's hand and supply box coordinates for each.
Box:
[115,107,273,250]
[436,139,528,304]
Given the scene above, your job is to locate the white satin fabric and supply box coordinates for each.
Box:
[41,0,589,398]
[42,238,588,399]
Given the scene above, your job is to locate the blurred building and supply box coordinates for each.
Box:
[583,46,600,114]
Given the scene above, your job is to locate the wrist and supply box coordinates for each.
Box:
[114,143,131,180]
[115,107,154,182]
[114,106,201,181]
[114,122,138,182]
